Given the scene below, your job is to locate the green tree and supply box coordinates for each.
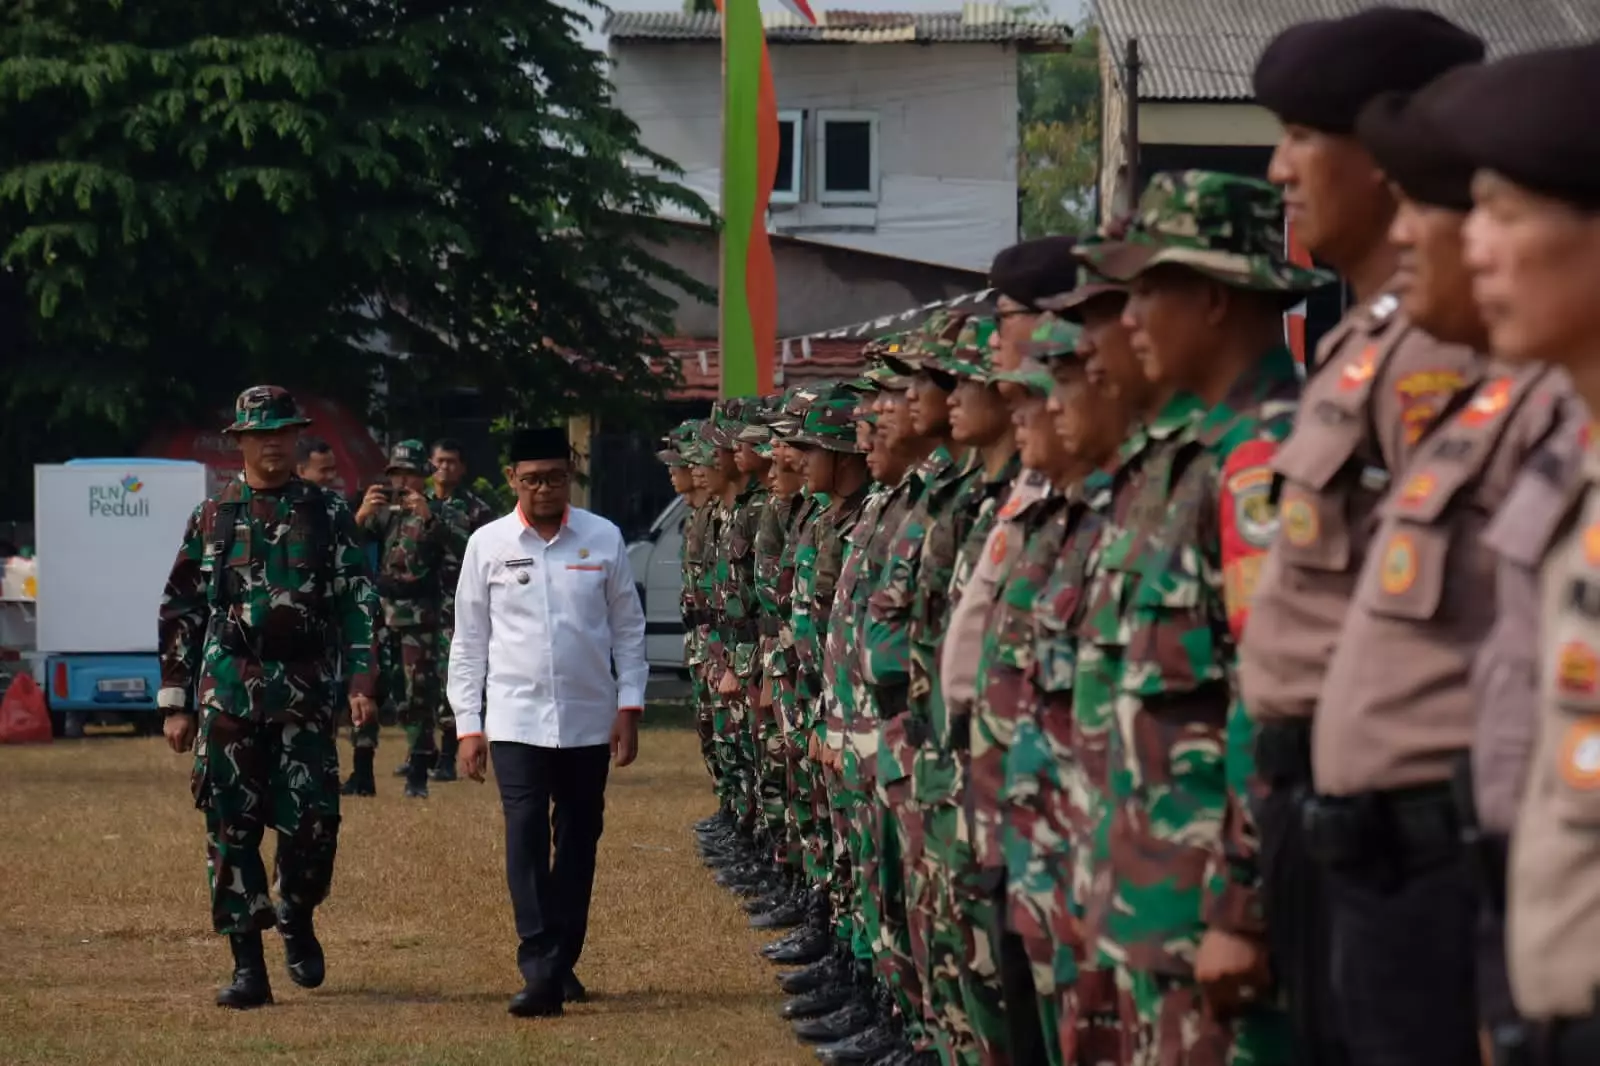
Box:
[1018,23,1101,238]
[0,0,711,509]
[683,0,718,12]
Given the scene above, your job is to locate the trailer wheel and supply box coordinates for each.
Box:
[50,711,66,738]
[62,711,86,740]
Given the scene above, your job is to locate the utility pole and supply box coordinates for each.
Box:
[1121,36,1141,216]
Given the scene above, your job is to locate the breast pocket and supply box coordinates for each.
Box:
[1272,421,1363,574]
[1121,556,1220,700]
[1032,588,1081,694]
[559,561,611,626]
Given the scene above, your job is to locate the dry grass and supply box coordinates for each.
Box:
[0,718,814,1066]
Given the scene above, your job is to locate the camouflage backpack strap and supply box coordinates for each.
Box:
[208,479,247,610]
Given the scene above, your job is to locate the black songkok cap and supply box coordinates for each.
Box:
[508,427,571,463]
[988,236,1080,311]
[1428,42,1600,211]
[1253,6,1485,135]
[1355,65,1481,212]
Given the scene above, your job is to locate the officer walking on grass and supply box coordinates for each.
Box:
[158,385,378,1010]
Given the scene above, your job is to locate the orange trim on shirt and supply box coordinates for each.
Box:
[455,731,485,739]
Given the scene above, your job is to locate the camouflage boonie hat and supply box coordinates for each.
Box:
[657,420,696,467]
[1075,170,1334,296]
[679,419,716,466]
[885,312,967,376]
[386,438,429,474]
[1038,246,1129,321]
[1022,313,1085,362]
[223,385,312,434]
[698,400,742,450]
[790,384,866,453]
[989,359,1056,395]
[929,316,999,382]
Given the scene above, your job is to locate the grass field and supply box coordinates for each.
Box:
[0,712,815,1066]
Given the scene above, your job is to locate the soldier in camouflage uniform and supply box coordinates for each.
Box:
[347,439,448,799]
[741,397,812,926]
[420,439,495,783]
[158,385,378,1009]
[709,401,771,851]
[1061,171,1331,1066]
[679,422,725,804]
[776,385,878,1047]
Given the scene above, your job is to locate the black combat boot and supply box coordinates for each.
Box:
[763,899,830,965]
[791,997,877,1045]
[216,931,273,1009]
[780,979,855,1020]
[432,727,458,781]
[404,751,432,799]
[341,748,376,797]
[777,949,849,995]
[814,970,903,1063]
[275,900,326,989]
[743,878,795,915]
[750,889,809,930]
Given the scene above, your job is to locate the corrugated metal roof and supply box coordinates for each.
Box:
[655,338,870,400]
[1097,0,1600,101]
[605,4,1071,46]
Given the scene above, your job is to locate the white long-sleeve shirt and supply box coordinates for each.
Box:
[447,504,648,747]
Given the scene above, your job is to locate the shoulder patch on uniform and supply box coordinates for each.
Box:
[1281,494,1318,548]
[1558,641,1600,697]
[989,528,1008,565]
[1223,440,1278,549]
[1395,369,1468,445]
[1397,471,1438,511]
[1585,523,1600,567]
[1340,345,1379,391]
[1379,533,1418,595]
[1461,377,1513,428]
[1558,717,1600,790]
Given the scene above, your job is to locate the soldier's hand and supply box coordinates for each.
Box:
[718,669,740,697]
[404,491,431,519]
[1195,929,1272,1018]
[163,713,197,754]
[458,734,488,782]
[807,733,822,761]
[349,694,377,728]
[357,485,387,522]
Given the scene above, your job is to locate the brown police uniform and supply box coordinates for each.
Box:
[1471,392,1584,1032]
[1310,363,1576,1066]
[1513,441,1600,1048]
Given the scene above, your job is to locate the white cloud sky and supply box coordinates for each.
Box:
[567,0,1091,53]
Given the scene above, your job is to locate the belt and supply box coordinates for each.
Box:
[874,682,909,719]
[948,710,972,753]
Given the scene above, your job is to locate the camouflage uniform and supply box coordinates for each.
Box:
[358,440,448,773]
[157,386,378,936]
[1064,172,1330,1066]
[680,423,721,784]
[709,402,769,836]
[915,317,1023,1064]
[427,482,494,733]
[741,407,798,856]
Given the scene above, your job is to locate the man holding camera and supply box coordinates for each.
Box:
[346,439,448,798]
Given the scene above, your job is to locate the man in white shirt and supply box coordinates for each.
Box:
[447,426,649,1018]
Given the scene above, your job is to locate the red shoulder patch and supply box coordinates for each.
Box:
[1220,439,1279,640]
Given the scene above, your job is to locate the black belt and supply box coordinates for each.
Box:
[1305,783,1461,876]
[874,682,909,719]
[948,710,972,753]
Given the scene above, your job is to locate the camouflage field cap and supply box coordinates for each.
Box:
[698,400,741,450]
[1075,170,1335,296]
[656,420,696,467]
[223,384,312,434]
[989,358,1056,395]
[1021,313,1085,363]
[930,316,999,382]
[884,311,964,376]
[1038,246,1129,321]
[790,385,866,453]
[386,438,430,475]
[680,419,716,466]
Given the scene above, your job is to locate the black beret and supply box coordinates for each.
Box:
[508,426,570,463]
[988,236,1080,310]
[1355,66,1481,212]
[1427,42,1600,211]
[1253,6,1485,134]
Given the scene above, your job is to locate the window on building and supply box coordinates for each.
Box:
[815,110,879,205]
[773,110,803,205]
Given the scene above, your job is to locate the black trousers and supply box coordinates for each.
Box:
[491,741,611,986]
[1327,852,1480,1066]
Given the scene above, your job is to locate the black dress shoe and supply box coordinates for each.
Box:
[792,999,877,1044]
[814,1022,907,1066]
[765,925,830,965]
[216,932,274,1009]
[777,952,848,995]
[508,983,563,1018]
[751,896,809,930]
[561,971,587,1003]
[275,902,325,989]
[780,982,855,1020]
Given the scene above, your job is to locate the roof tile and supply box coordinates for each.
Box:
[605,4,1071,46]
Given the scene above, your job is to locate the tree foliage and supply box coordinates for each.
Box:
[1018,23,1101,238]
[0,0,713,498]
